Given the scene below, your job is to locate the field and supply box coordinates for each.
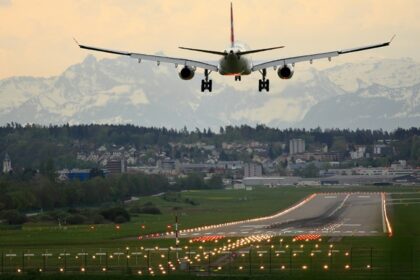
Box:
[0,185,419,279]
[0,187,315,249]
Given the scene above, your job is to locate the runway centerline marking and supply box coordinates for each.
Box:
[328,194,350,217]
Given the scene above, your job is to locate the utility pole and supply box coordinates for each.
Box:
[175,215,179,260]
[249,246,252,276]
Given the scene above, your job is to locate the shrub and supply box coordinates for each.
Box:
[1,210,27,225]
[100,207,130,222]
[92,214,105,224]
[67,214,86,225]
[139,206,161,215]
[114,215,128,224]
[184,198,199,206]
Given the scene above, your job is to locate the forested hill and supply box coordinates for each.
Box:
[0,123,419,169]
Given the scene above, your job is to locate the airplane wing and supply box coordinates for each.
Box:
[252,36,395,71]
[76,41,219,72]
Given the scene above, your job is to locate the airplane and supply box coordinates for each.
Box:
[76,3,394,93]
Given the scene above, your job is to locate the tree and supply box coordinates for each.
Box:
[206,175,224,189]
[40,158,56,181]
[296,163,319,178]
[89,168,104,178]
[100,207,131,223]
[1,210,27,225]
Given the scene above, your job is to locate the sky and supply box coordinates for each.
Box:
[0,0,419,79]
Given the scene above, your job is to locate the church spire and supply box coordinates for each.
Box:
[3,152,12,173]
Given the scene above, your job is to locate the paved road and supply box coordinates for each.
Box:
[177,193,384,238]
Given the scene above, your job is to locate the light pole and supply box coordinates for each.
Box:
[249,245,252,276]
[175,215,179,260]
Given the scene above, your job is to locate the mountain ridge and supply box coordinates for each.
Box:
[0,55,419,130]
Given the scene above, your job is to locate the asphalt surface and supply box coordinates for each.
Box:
[178,193,384,238]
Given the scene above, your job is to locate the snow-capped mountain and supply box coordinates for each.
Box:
[0,55,419,130]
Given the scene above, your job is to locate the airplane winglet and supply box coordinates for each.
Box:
[389,34,396,44]
[73,37,80,46]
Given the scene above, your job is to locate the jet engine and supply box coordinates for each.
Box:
[178,66,195,80]
[277,64,294,79]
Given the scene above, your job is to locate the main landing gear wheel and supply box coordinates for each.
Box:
[258,69,269,92]
[201,69,212,92]
[235,76,241,81]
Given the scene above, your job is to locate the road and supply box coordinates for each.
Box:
[177,192,385,238]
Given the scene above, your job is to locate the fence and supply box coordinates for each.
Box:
[1,246,419,278]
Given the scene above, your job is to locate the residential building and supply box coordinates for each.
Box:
[244,162,263,177]
[350,146,366,159]
[373,144,393,156]
[106,159,127,175]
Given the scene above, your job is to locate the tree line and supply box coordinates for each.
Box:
[0,171,223,220]
[1,123,419,170]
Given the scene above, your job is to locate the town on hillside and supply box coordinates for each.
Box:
[3,125,417,187]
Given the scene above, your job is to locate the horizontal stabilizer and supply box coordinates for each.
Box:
[179,46,285,56]
[239,46,285,55]
[179,47,226,56]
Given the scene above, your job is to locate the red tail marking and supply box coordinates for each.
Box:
[230,2,235,47]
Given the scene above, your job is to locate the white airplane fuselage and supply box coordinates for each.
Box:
[218,47,252,76]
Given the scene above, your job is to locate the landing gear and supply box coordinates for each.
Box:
[258,69,269,92]
[201,69,212,92]
[235,76,241,81]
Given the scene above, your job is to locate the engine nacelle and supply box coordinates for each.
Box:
[178,66,195,80]
[277,64,294,79]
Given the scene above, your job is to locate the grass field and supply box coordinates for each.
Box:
[0,187,316,249]
[0,185,419,279]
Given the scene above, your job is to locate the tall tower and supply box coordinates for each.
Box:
[3,152,12,174]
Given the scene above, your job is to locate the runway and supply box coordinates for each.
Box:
[176,193,386,238]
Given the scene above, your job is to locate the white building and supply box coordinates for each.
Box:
[2,153,12,173]
[244,162,263,177]
[289,139,305,155]
[350,146,366,159]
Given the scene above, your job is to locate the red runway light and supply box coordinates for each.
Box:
[293,234,321,241]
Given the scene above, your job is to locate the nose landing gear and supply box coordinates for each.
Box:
[235,76,241,81]
[201,69,212,92]
[258,69,269,92]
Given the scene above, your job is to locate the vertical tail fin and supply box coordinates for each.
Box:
[230,2,235,48]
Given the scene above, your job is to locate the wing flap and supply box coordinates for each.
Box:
[252,38,392,72]
[131,53,218,71]
[78,43,218,72]
[252,51,338,71]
